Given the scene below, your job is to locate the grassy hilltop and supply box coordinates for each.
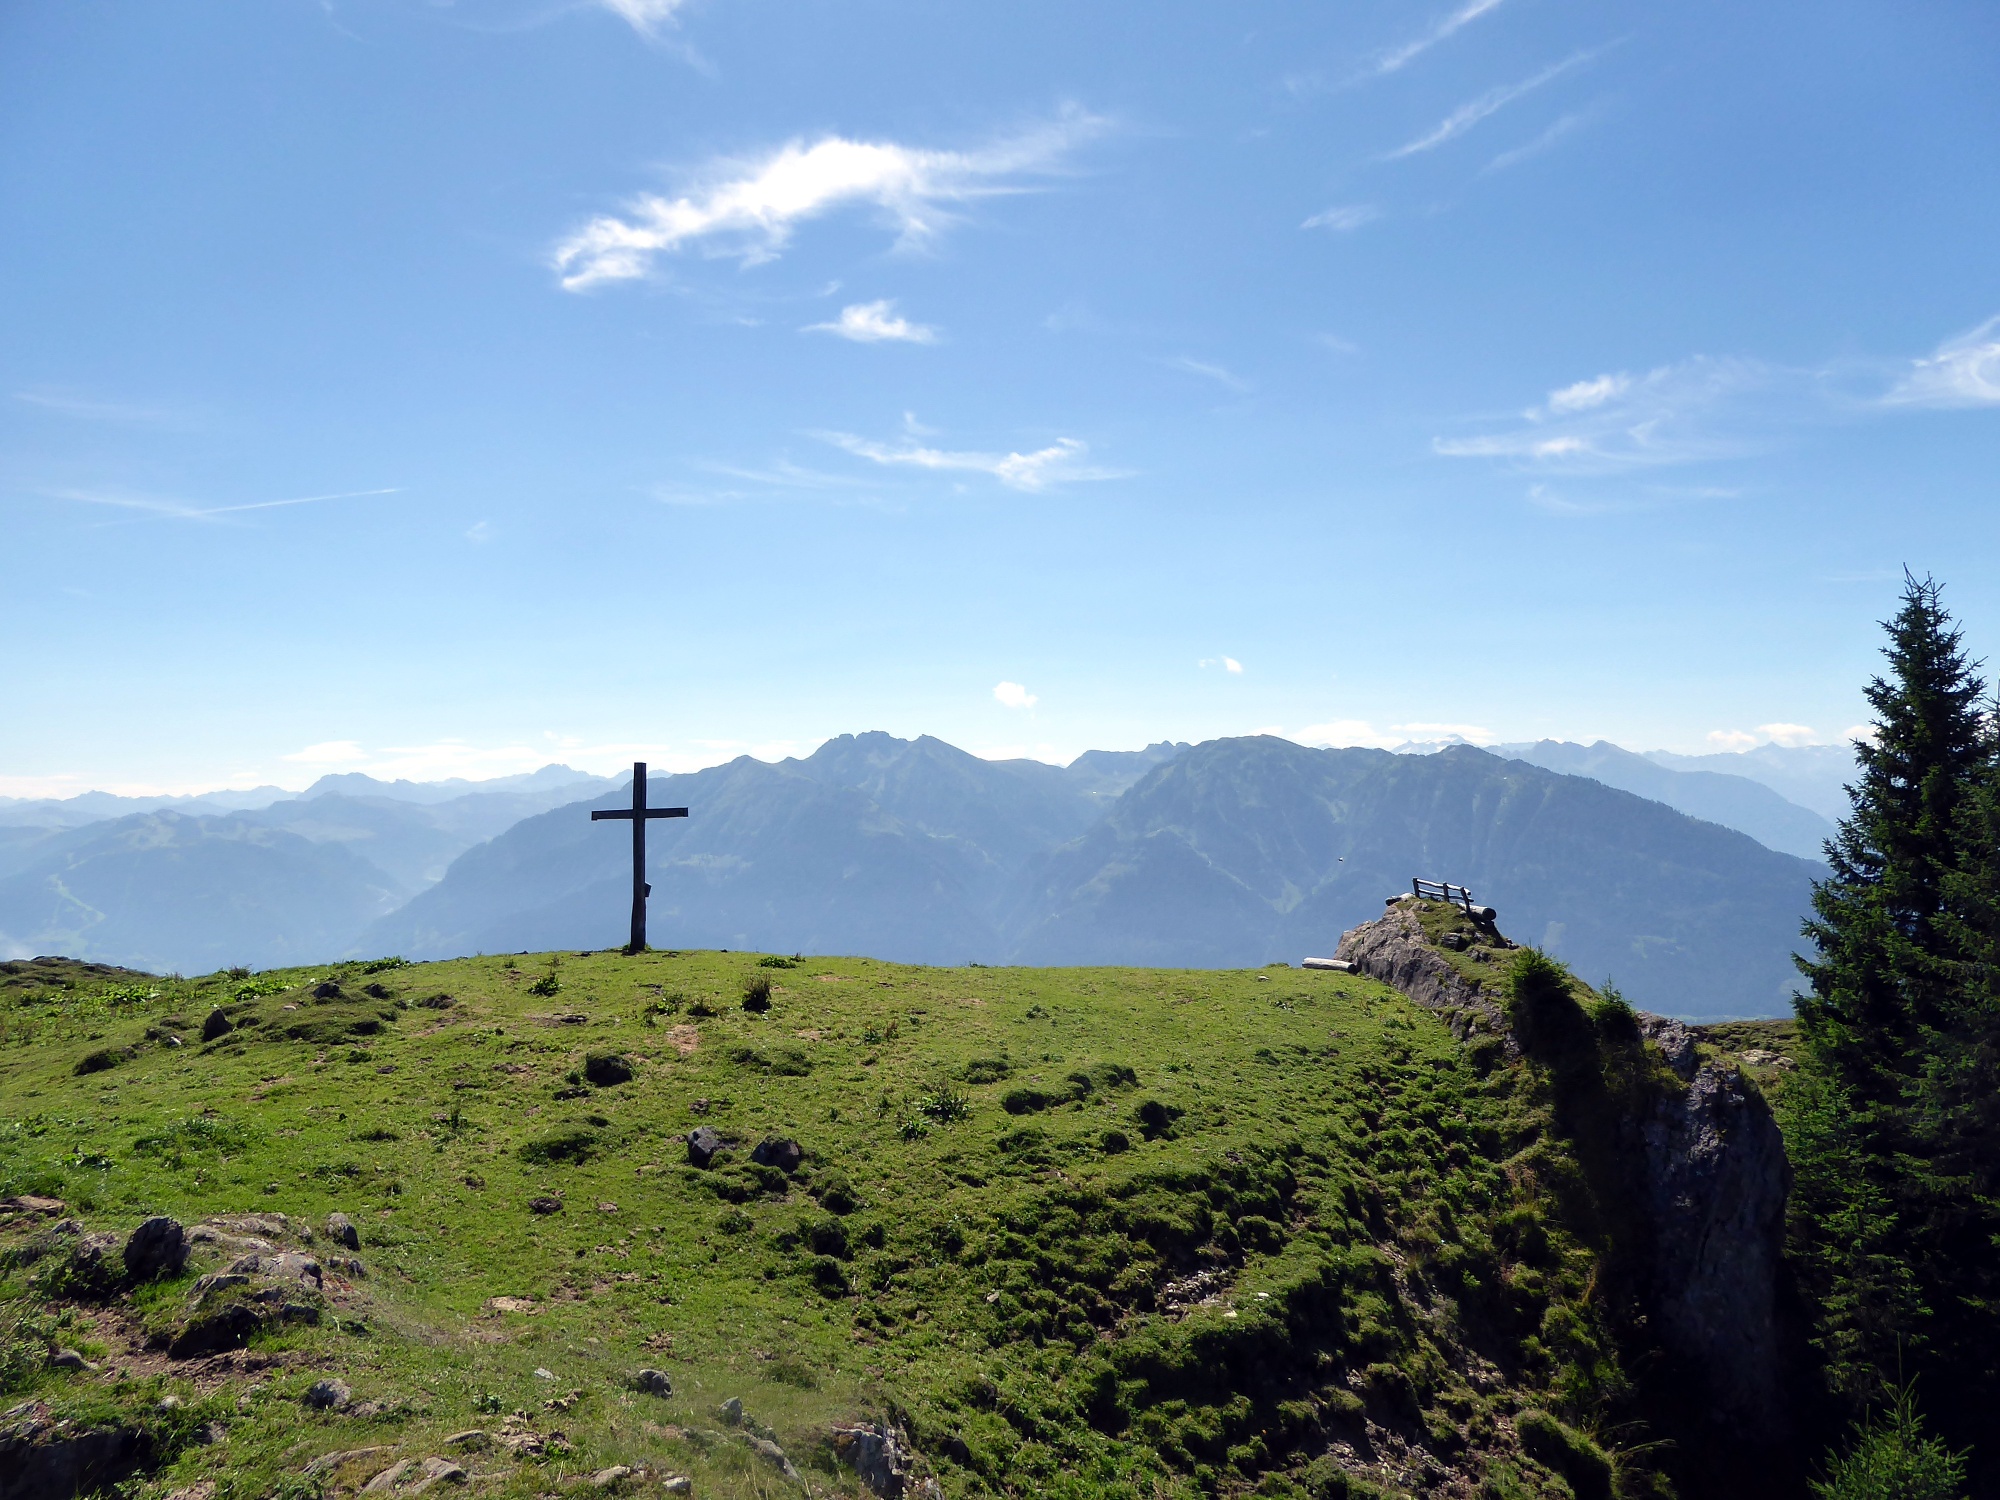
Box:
[0,939,1781,1500]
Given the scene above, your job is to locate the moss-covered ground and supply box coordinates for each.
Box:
[1,943,1682,1500]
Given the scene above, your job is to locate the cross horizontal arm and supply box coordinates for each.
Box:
[590,810,633,820]
[643,808,690,820]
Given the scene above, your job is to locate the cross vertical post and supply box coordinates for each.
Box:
[589,761,689,954]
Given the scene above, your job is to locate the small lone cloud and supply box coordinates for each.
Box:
[804,299,938,344]
[466,520,492,543]
[1544,373,1630,414]
[1200,656,1245,675]
[1302,204,1382,233]
[993,681,1038,710]
[821,429,1123,491]
[1165,357,1252,393]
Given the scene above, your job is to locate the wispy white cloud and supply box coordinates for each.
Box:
[14,388,189,426]
[1199,656,1245,675]
[1301,204,1382,233]
[803,299,937,344]
[596,0,689,36]
[819,429,1124,491]
[1385,50,1594,159]
[1704,723,1822,752]
[1435,357,1776,474]
[50,486,400,523]
[993,681,1038,710]
[553,109,1104,289]
[1885,316,2000,408]
[1370,0,1506,76]
[1485,111,1585,172]
[1164,356,1252,393]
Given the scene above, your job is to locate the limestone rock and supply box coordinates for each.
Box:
[304,1379,353,1411]
[747,1436,803,1485]
[632,1369,672,1397]
[124,1216,189,1282]
[686,1127,723,1168]
[750,1137,802,1173]
[1334,906,1512,1048]
[832,1422,912,1497]
[590,1466,634,1488]
[326,1212,361,1249]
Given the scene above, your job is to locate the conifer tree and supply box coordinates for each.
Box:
[1791,573,1996,1433]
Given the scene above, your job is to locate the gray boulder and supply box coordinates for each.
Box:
[632,1369,672,1397]
[326,1212,361,1249]
[686,1126,723,1168]
[123,1216,188,1283]
[832,1422,913,1497]
[305,1379,352,1411]
[750,1137,802,1173]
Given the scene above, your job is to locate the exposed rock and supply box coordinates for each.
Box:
[590,1466,635,1488]
[1637,1014,1699,1080]
[686,1127,723,1168]
[362,1457,465,1495]
[124,1216,189,1282]
[0,1400,147,1500]
[583,1052,634,1086]
[750,1137,802,1173]
[1639,1061,1792,1428]
[312,981,344,1000]
[200,1009,233,1042]
[442,1431,491,1451]
[35,1229,123,1299]
[527,1197,563,1215]
[632,1369,672,1397]
[747,1436,803,1485]
[305,1379,353,1411]
[0,1195,65,1220]
[226,1250,323,1291]
[718,1398,744,1426]
[327,1212,361,1249]
[303,1446,392,1478]
[662,1479,692,1496]
[48,1349,95,1373]
[832,1422,912,1497]
[1334,906,1513,1050]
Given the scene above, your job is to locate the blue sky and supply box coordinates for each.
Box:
[4,0,1998,795]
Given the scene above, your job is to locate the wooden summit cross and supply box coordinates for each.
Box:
[590,762,688,953]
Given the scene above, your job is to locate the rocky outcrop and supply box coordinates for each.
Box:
[1639,1061,1791,1426]
[1335,903,1791,1433]
[0,1401,147,1500]
[1334,903,1514,1052]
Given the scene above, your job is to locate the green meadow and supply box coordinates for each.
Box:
[0,938,1706,1499]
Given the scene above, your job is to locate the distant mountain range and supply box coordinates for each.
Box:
[0,738,1844,1017]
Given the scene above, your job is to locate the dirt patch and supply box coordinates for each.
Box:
[663,1025,699,1057]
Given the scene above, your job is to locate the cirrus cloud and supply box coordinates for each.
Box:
[553,109,1104,289]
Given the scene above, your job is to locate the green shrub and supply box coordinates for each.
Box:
[742,975,773,1011]
[918,1085,971,1124]
[1515,1409,1612,1500]
[1812,1386,1968,1500]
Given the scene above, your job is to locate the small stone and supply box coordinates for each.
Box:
[49,1348,94,1371]
[632,1369,672,1397]
[528,1196,563,1215]
[327,1212,361,1249]
[534,1367,555,1380]
[406,1457,467,1494]
[305,1378,353,1410]
[685,1126,723,1168]
[719,1397,743,1426]
[313,981,343,999]
[201,1009,234,1041]
[747,1437,802,1484]
[195,1421,228,1446]
[125,1215,190,1282]
[662,1480,693,1496]
[443,1430,492,1451]
[362,1460,415,1493]
[749,1137,802,1174]
[590,1467,634,1489]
